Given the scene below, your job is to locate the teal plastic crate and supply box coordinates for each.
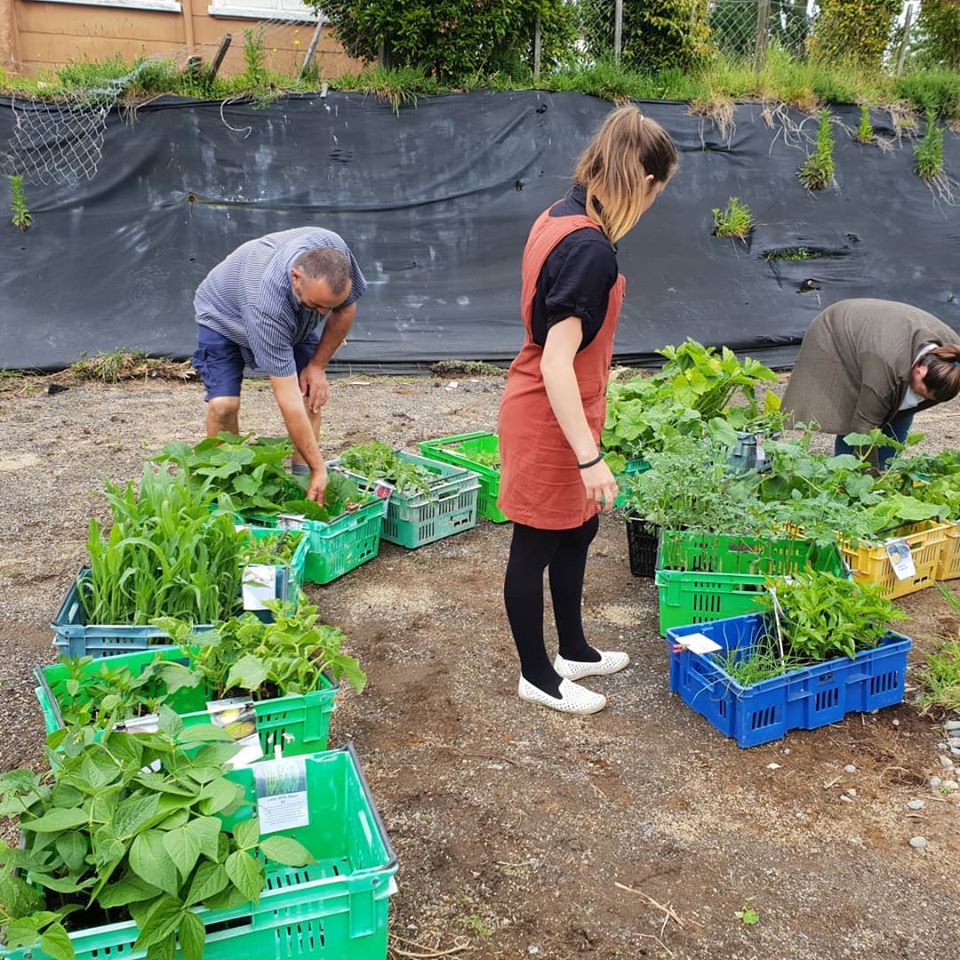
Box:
[254,497,387,585]
[5,744,397,960]
[331,452,480,549]
[34,645,338,758]
[613,457,650,510]
[418,431,508,523]
[240,525,310,617]
[667,613,911,747]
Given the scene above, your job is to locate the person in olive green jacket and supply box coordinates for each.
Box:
[783,299,960,467]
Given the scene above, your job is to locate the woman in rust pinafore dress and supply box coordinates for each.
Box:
[498,106,678,716]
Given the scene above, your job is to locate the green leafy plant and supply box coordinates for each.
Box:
[735,902,760,926]
[758,573,905,662]
[712,196,753,240]
[915,0,960,71]
[808,0,901,68]
[856,104,874,144]
[239,530,303,566]
[914,111,945,181]
[798,109,836,190]
[0,721,315,960]
[81,467,246,625]
[339,441,433,495]
[8,175,31,231]
[156,595,367,701]
[447,445,500,468]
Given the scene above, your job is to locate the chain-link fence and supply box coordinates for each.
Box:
[708,0,812,65]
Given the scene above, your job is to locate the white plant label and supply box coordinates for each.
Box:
[884,538,916,581]
[242,564,276,611]
[276,514,306,531]
[676,632,723,655]
[207,697,263,767]
[254,757,309,834]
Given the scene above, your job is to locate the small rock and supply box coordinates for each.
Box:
[943,780,959,791]
[909,836,928,850]
[938,743,949,752]
[951,747,960,757]
[940,755,955,769]
[783,748,791,756]
[843,764,857,774]
[528,948,540,956]
[943,720,960,732]
[767,762,781,770]
[846,788,857,797]
[892,719,900,727]
[930,776,943,789]
[907,800,925,811]
[840,794,853,803]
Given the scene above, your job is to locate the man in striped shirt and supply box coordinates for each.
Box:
[193,227,368,502]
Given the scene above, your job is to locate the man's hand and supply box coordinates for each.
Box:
[299,362,329,414]
[306,459,328,503]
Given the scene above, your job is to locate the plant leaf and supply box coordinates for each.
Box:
[224,850,264,904]
[114,795,161,840]
[40,922,76,960]
[259,836,315,867]
[162,825,203,882]
[21,808,89,832]
[4,917,40,949]
[233,817,259,851]
[224,654,269,693]
[129,831,180,898]
[134,897,185,950]
[185,862,229,907]
[97,875,162,909]
[55,832,88,873]
[178,909,205,960]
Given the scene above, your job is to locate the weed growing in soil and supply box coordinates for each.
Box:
[856,104,874,144]
[712,196,753,240]
[798,109,836,190]
[914,112,945,181]
[764,247,812,261]
[8,175,31,231]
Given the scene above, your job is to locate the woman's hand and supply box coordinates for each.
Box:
[580,459,618,512]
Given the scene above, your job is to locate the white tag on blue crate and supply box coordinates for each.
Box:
[676,632,723,655]
[884,537,916,581]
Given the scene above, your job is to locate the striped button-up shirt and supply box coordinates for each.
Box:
[194,227,367,377]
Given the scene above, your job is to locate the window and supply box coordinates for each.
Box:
[27,0,181,11]
[208,0,320,21]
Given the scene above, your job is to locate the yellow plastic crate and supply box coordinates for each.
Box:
[935,521,960,581]
[841,521,950,599]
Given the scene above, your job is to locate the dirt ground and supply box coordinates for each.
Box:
[1,369,959,960]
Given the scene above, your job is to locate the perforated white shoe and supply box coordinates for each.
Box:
[518,677,607,716]
[553,651,630,681]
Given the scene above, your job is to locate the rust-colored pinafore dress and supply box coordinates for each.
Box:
[497,207,626,530]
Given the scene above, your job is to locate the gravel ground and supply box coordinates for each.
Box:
[1,369,959,959]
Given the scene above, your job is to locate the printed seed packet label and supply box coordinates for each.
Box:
[207,697,263,768]
[254,757,309,834]
[276,514,306,531]
[885,538,916,581]
[372,479,394,500]
[242,564,277,611]
[676,632,723,655]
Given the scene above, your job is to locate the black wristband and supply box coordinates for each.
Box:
[577,454,604,470]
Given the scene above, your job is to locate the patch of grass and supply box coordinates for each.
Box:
[914,111,945,181]
[798,108,836,190]
[8,176,31,231]
[462,915,495,938]
[430,359,504,377]
[712,196,753,241]
[917,636,960,714]
[856,104,874,144]
[332,65,440,114]
[69,350,196,384]
[894,69,960,122]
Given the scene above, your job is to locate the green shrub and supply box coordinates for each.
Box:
[894,68,960,121]
[712,196,754,240]
[314,0,575,83]
[808,0,901,68]
[797,108,835,190]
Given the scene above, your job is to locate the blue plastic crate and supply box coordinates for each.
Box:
[666,613,911,748]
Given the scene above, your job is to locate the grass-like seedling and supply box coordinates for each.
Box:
[8,175,31,231]
[798,109,836,190]
[856,104,873,144]
[914,111,945,181]
[712,196,754,241]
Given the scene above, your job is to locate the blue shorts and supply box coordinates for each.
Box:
[192,324,320,401]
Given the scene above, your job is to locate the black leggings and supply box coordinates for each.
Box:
[503,515,600,696]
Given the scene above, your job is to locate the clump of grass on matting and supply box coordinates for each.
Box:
[915,111,945,181]
[712,196,753,241]
[9,175,31,231]
[856,104,873,144]
[798,108,836,190]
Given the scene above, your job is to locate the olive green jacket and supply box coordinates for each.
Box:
[782,299,958,435]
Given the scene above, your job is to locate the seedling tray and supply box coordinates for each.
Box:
[52,568,216,659]
[841,520,949,599]
[34,645,338,758]
[331,451,480,549]
[667,613,911,748]
[418,431,508,523]
[5,744,398,960]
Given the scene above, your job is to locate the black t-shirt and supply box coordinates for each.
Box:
[530,184,618,350]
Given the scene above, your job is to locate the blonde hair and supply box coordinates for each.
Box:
[922,344,960,403]
[572,105,678,245]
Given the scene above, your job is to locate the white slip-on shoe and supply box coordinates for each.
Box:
[554,651,630,681]
[518,677,607,716]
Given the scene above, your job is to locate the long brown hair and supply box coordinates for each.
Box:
[923,344,960,402]
[572,105,678,245]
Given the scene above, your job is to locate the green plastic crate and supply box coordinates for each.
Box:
[250,497,388,585]
[418,431,508,523]
[5,744,397,960]
[34,644,338,758]
[657,530,847,577]
[613,457,650,510]
[332,452,480,549]
[655,568,771,636]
